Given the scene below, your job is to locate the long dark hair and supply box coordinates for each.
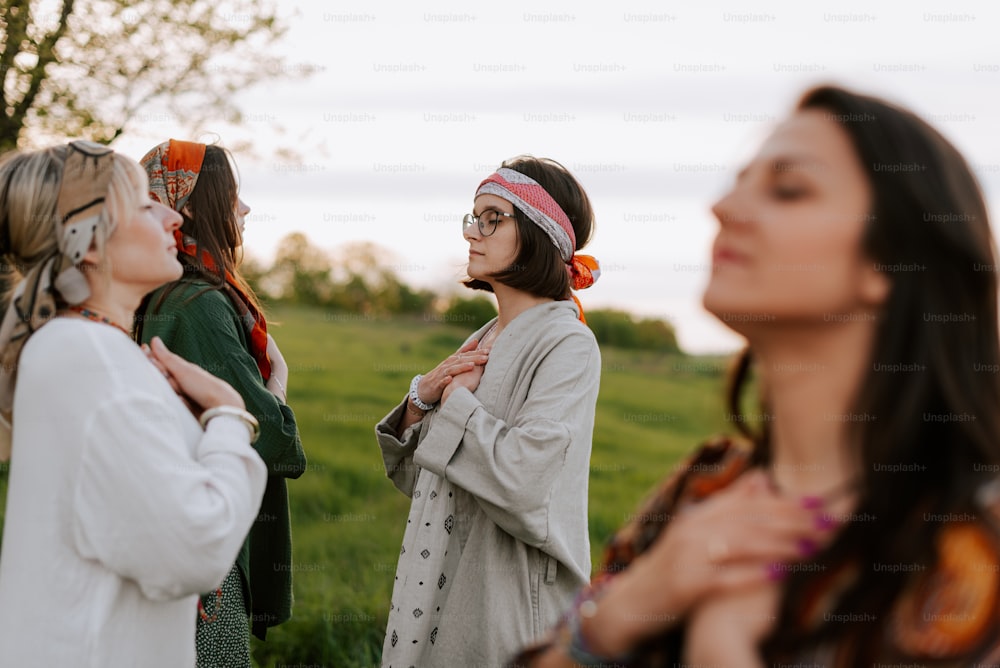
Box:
[464,155,594,300]
[726,86,1000,661]
[146,145,262,314]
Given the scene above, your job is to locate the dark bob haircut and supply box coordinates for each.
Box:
[463,155,594,300]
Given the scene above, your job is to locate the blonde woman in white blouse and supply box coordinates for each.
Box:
[0,142,266,667]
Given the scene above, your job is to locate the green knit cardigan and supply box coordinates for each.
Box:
[137,280,307,640]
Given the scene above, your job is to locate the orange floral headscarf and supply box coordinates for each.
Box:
[140,140,271,381]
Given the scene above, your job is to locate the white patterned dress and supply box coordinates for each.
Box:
[382,469,461,666]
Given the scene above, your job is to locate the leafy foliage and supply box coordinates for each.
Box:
[586,308,681,353]
[0,0,309,151]
[250,232,682,353]
[440,294,497,329]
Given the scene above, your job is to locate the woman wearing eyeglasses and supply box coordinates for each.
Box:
[374,156,602,667]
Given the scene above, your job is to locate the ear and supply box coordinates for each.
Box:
[81,236,103,266]
[859,260,891,307]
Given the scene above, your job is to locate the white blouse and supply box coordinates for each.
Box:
[0,319,267,667]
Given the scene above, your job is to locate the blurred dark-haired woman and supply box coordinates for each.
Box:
[518,86,1000,667]
[375,156,602,667]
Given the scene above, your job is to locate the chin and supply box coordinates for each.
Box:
[466,264,485,282]
[702,286,735,319]
[166,260,184,281]
[703,294,763,336]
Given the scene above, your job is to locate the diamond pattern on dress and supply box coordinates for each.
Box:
[420,549,430,559]
[444,514,454,534]
[413,608,423,618]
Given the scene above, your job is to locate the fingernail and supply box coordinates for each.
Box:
[766,562,787,581]
[815,513,838,530]
[797,538,818,556]
[800,496,823,510]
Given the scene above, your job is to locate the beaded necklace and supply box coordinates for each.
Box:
[198,588,223,623]
[67,306,131,336]
[478,321,499,350]
[766,468,860,509]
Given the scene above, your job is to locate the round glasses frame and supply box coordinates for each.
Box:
[462,210,516,237]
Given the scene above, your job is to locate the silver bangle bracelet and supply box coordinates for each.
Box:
[409,374,436,411]
[199,406,260,444]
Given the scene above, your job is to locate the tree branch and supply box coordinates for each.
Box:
[11,0,74,123]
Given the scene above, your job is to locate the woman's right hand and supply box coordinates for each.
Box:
[146,336,246,413]
[581,470,835,658]
[264,335,289,402]
[416,337,490,406]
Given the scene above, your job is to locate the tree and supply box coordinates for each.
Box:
[1,0,308,151]
[328,241,435,315]
[264,232,333,305]
[585,309,681,353]
[441,295,497,328]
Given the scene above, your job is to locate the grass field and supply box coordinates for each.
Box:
[0,304,739,667]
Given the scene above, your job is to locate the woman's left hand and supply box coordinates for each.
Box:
[267,334,288,389]
[441,363,486,404]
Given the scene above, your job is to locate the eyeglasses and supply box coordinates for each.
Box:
[462,210,515,237]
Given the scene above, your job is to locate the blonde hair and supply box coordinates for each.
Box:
[0,145,147,309]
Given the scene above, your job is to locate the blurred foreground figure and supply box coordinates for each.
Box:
[517,85,1000,667]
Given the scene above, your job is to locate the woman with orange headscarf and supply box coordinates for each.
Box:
[136,139,306,667]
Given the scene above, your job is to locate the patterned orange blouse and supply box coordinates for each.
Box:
[515,436,1000,667]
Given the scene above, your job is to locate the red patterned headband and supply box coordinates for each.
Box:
[476,167,576,262]
[475,166,600,323]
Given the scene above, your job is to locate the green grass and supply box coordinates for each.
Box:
[0,305,738,667]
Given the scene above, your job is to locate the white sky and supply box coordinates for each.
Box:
[114,0,1000,354]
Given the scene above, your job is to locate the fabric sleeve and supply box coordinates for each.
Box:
[71,393,267,601]
[141,285,306,479]
[413,330,600,549]
[374,397,424,497]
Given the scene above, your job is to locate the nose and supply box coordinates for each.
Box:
[463,219,480,241]
[157,202,182,231]
[237,198,250,217]
[711,185,751,229]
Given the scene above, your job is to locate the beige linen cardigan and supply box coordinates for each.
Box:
[376,300,601,667]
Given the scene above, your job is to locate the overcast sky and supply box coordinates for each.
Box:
[116,0,1000,354]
